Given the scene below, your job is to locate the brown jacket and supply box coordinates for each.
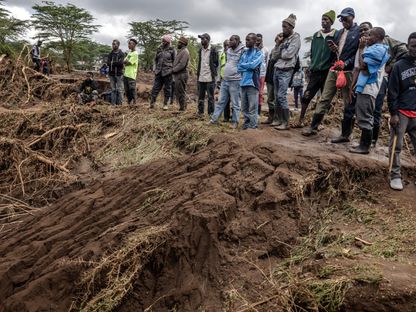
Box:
[173,47,190,75]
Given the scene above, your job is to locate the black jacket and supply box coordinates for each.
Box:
[197,46,219,81]
[79,79,98,94]
[154,45,176,77]
[388,54,416,116]
[107,50,124,76]
[334,23,360,71]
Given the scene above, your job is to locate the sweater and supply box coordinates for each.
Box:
[223,42,245,81]
[172,47,190,75]
[388,54,416,116]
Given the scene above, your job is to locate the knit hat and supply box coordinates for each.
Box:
[283,14,297,28]
[178,36,188,45]
[162,34,172,43]
[323,10,336,24]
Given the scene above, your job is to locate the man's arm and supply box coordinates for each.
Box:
[387,63,401,117]
[238,50,263,70]
[281,35,301,60]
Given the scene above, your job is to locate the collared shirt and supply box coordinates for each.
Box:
[199,45,213,82]
[338,29,349,55]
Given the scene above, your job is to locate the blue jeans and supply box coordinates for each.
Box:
[110,75,123,105]
[211,80,241,124]
[273,69,293,110]
[241,86,258,129]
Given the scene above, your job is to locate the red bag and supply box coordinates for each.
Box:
[336,70,347,89]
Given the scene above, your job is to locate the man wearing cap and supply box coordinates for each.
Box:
[150,35,176,110]
[172,36,190,111]
[197,33,219,117]
[211,35,245,128]
[272,14,301,130]
[303,7,360,136]
[124,38,139,105]
[293,10,338,128]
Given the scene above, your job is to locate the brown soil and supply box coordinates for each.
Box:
[1,123,416,312]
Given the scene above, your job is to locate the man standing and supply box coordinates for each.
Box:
[303,7,360,136]
[272,14,301,130]
[256,33,269,115]
[211,35,245,128]
[291,68,304,111]
[219,39,231,121]
[372,35,408,146]
[387,33,416,191]
[31,40,42,72]
[350,27,389,154]
[197,33,219,117]
[262,35,279,124]
[124,38,139,105]
[294,10,337,127]
[107,39,125,105]
[237,33,263,130]
[150,35,176,110]
[172,36,190,111]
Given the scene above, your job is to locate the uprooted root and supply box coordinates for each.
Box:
[71,224,169,312]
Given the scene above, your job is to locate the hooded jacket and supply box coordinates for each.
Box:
[107,49,124,76]
[223,42,245,81]
[274,32,301,69]
[388,54,416,115]
[237,47,263,89]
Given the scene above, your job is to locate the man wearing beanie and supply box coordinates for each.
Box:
[293,10,338,127]
[272,13,301,130]
[303,7,360,137]
[172,36,190,111]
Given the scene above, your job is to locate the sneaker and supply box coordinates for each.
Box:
[209,120,217,125]
[163,105,168,111]
[390,178,403,191]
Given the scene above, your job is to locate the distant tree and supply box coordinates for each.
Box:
[0,0,26,55]
[128,19,189,70]
[72,40,111,70]
[31,1,100,72]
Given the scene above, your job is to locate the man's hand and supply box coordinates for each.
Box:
[390,115,400,129]
[276,34,284,44]
[359,37,367,49]
[328,40,338,53]
[385,64,392,74]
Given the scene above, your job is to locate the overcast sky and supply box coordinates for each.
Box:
[4,0,416,55]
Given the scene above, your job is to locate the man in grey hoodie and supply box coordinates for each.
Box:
[272,14,301,130]
[210,35,245,128]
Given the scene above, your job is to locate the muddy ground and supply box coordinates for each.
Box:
[1,62,416,312]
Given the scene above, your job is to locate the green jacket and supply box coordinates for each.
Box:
[309,29,338,72]
[220,51,227,79]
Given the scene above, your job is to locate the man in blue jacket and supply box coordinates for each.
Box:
[303,7,360,136]
[237,33,263,129]
[387,32,416,191]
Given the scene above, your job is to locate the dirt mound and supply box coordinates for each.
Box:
[3,128,409,312]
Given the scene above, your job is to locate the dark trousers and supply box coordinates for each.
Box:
[300,70,328,119]
[32,58,41,71]
[373,76,388,128]
[124,77,137,104]
[151,73,172,104]
[174,72,188,111]
[223,98,231,121]
[293,86,303,108]
[169,80,175,104]
[198,81,215,115]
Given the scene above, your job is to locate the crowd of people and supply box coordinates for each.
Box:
[30,7,416,192]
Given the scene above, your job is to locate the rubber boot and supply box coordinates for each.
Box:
[349,129,372,154]
[331,116,355,143]
[271,107,283,126]
[302,114,324,136]
[371,125,380,147]
[261,109,274,124]
[276,109,290,130]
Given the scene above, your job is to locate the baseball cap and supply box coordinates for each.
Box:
[337,7,355,18]
[198,33,211,41]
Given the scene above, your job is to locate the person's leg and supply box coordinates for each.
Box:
[241,87,250,128]
[299,71,328,122]
[175,73,186,111]
[110,76,117,105]
[275,70,293,130]
[372,76,388,145]
[170,80,175,105]
[262,82,275,124]
[258,76,265,115]
[389,114,408,189]
[302,71,337,136]
[211,80,230,123]
[223,97,231,122]
[230,80,241,126]
[124,77,130,103]
[162,75,172,108]
[272,69,282,126]
[406,117,416,154]
[115,75,124,105]
[247,86,259,128]
[197,82,207,115]
[207,81,216,115]
[350,94,375,154]
[129,78,137,105]
[150,74,163,107]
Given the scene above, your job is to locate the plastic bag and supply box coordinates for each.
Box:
[336,70,347,89]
